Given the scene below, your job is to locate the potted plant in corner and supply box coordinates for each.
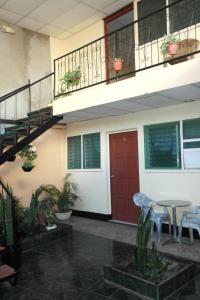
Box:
[112,57,124,72]
[17,145,37,172]
[161,35,180,56]
[48,174,79,221]
[60,67,81,95]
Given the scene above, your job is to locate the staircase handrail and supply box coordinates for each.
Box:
[0,72,54,104]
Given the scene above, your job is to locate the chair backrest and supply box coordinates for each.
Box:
[133,193,153,218]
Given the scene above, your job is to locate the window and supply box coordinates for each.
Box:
[67,133,101,169]
[169,0,200,33]
[138,0,200,45]
[144,122,181,169]
[138,0,167,45]
[67,136,81,169]
[83,133,100,169]
[183,118,200,169]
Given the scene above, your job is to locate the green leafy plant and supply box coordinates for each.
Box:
[146,242,169,282]
[160,35,179,55]
[0,184,14,246]
[133,209,169,282]
[18,144,37,171]
[113,57,124,62]
[133,208,152,273]
[60,67,81,95]
[26,185,57,234]
[45,174,79,213]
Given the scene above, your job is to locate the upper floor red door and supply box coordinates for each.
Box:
[109,131,140,224]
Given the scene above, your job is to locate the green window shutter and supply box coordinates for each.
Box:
[83,133,100,169]
[67,136,81,169]
[169,0,200,33]
[144,122,181,169]
[183,118,200,140]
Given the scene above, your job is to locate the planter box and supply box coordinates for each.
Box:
[18,223,72,252]
[104,255,197,300]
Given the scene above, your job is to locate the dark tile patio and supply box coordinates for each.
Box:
[0,229,200,300]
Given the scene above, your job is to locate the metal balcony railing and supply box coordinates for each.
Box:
[54,0,200,99]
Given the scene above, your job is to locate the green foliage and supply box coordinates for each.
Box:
[18,144,37,170]
[0,184,14,246]
[133,209,169,282]
[60,67,81,95]
[160,35,179,55]
[146,242,169,282]
[133,208,152,273]
[26,185,57,234]
[44,174,79,213]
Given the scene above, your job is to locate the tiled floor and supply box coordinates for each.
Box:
[64,216,200,262]
[0,229,200,300]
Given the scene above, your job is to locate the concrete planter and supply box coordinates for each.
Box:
[104,255,197,300]
[55,211,72,221]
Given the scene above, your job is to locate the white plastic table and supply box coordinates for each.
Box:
[157,200,191,241]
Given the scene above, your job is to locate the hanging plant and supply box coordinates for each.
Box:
[18,145,37,172]
[60,67,81,95]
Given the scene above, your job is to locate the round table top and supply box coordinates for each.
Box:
[156,200,191,208]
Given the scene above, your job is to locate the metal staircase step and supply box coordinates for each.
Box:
[0,265,16,281]
[0,133,17,144]
[28,107,52,117]
[5,125,31,136]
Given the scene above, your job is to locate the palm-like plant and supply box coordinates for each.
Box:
[133,208,152,273]
[45,174,79,213]
[0,184,14,246]
[27,185,57,234]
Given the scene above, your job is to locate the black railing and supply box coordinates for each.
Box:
[54,0,200,98]
[0,180,15,246]
[0,73,54,133]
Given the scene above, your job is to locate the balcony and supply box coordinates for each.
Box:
[54,0,200,107]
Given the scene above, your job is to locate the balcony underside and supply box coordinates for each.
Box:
[53,58,200,123]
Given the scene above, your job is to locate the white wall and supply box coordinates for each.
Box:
[50,20,104,61]
[0,20,52,119]
[66,100,200,222]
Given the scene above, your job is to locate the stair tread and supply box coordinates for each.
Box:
[0,265,16,280]
[28,107,52,117]
[0,246,5,252]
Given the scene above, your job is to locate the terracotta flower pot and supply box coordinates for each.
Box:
[113,60,123,72]
[168,43,179,55]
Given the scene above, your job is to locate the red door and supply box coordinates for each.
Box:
[109,131,140,224]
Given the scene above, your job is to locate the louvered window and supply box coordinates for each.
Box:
[67,136,81,169]
[83,133,100,169]
[144,122,181,169]
[183,118,200,169]
[67,133,101,169]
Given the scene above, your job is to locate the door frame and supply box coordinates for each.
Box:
[106,128,140,222]
[104,3,134,82]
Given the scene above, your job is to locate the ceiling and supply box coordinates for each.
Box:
[61,83,200,123]
[0,0,131,39]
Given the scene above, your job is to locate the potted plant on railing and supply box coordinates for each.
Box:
[60,67,81,95]
[112,57,124,72]
[161,35,180,56]
[18,145,37,172]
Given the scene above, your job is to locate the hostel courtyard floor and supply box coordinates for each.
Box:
[1,216,200,300]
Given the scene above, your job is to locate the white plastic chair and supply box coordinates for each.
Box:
[179,208,200,244]
[133,193,171,244]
